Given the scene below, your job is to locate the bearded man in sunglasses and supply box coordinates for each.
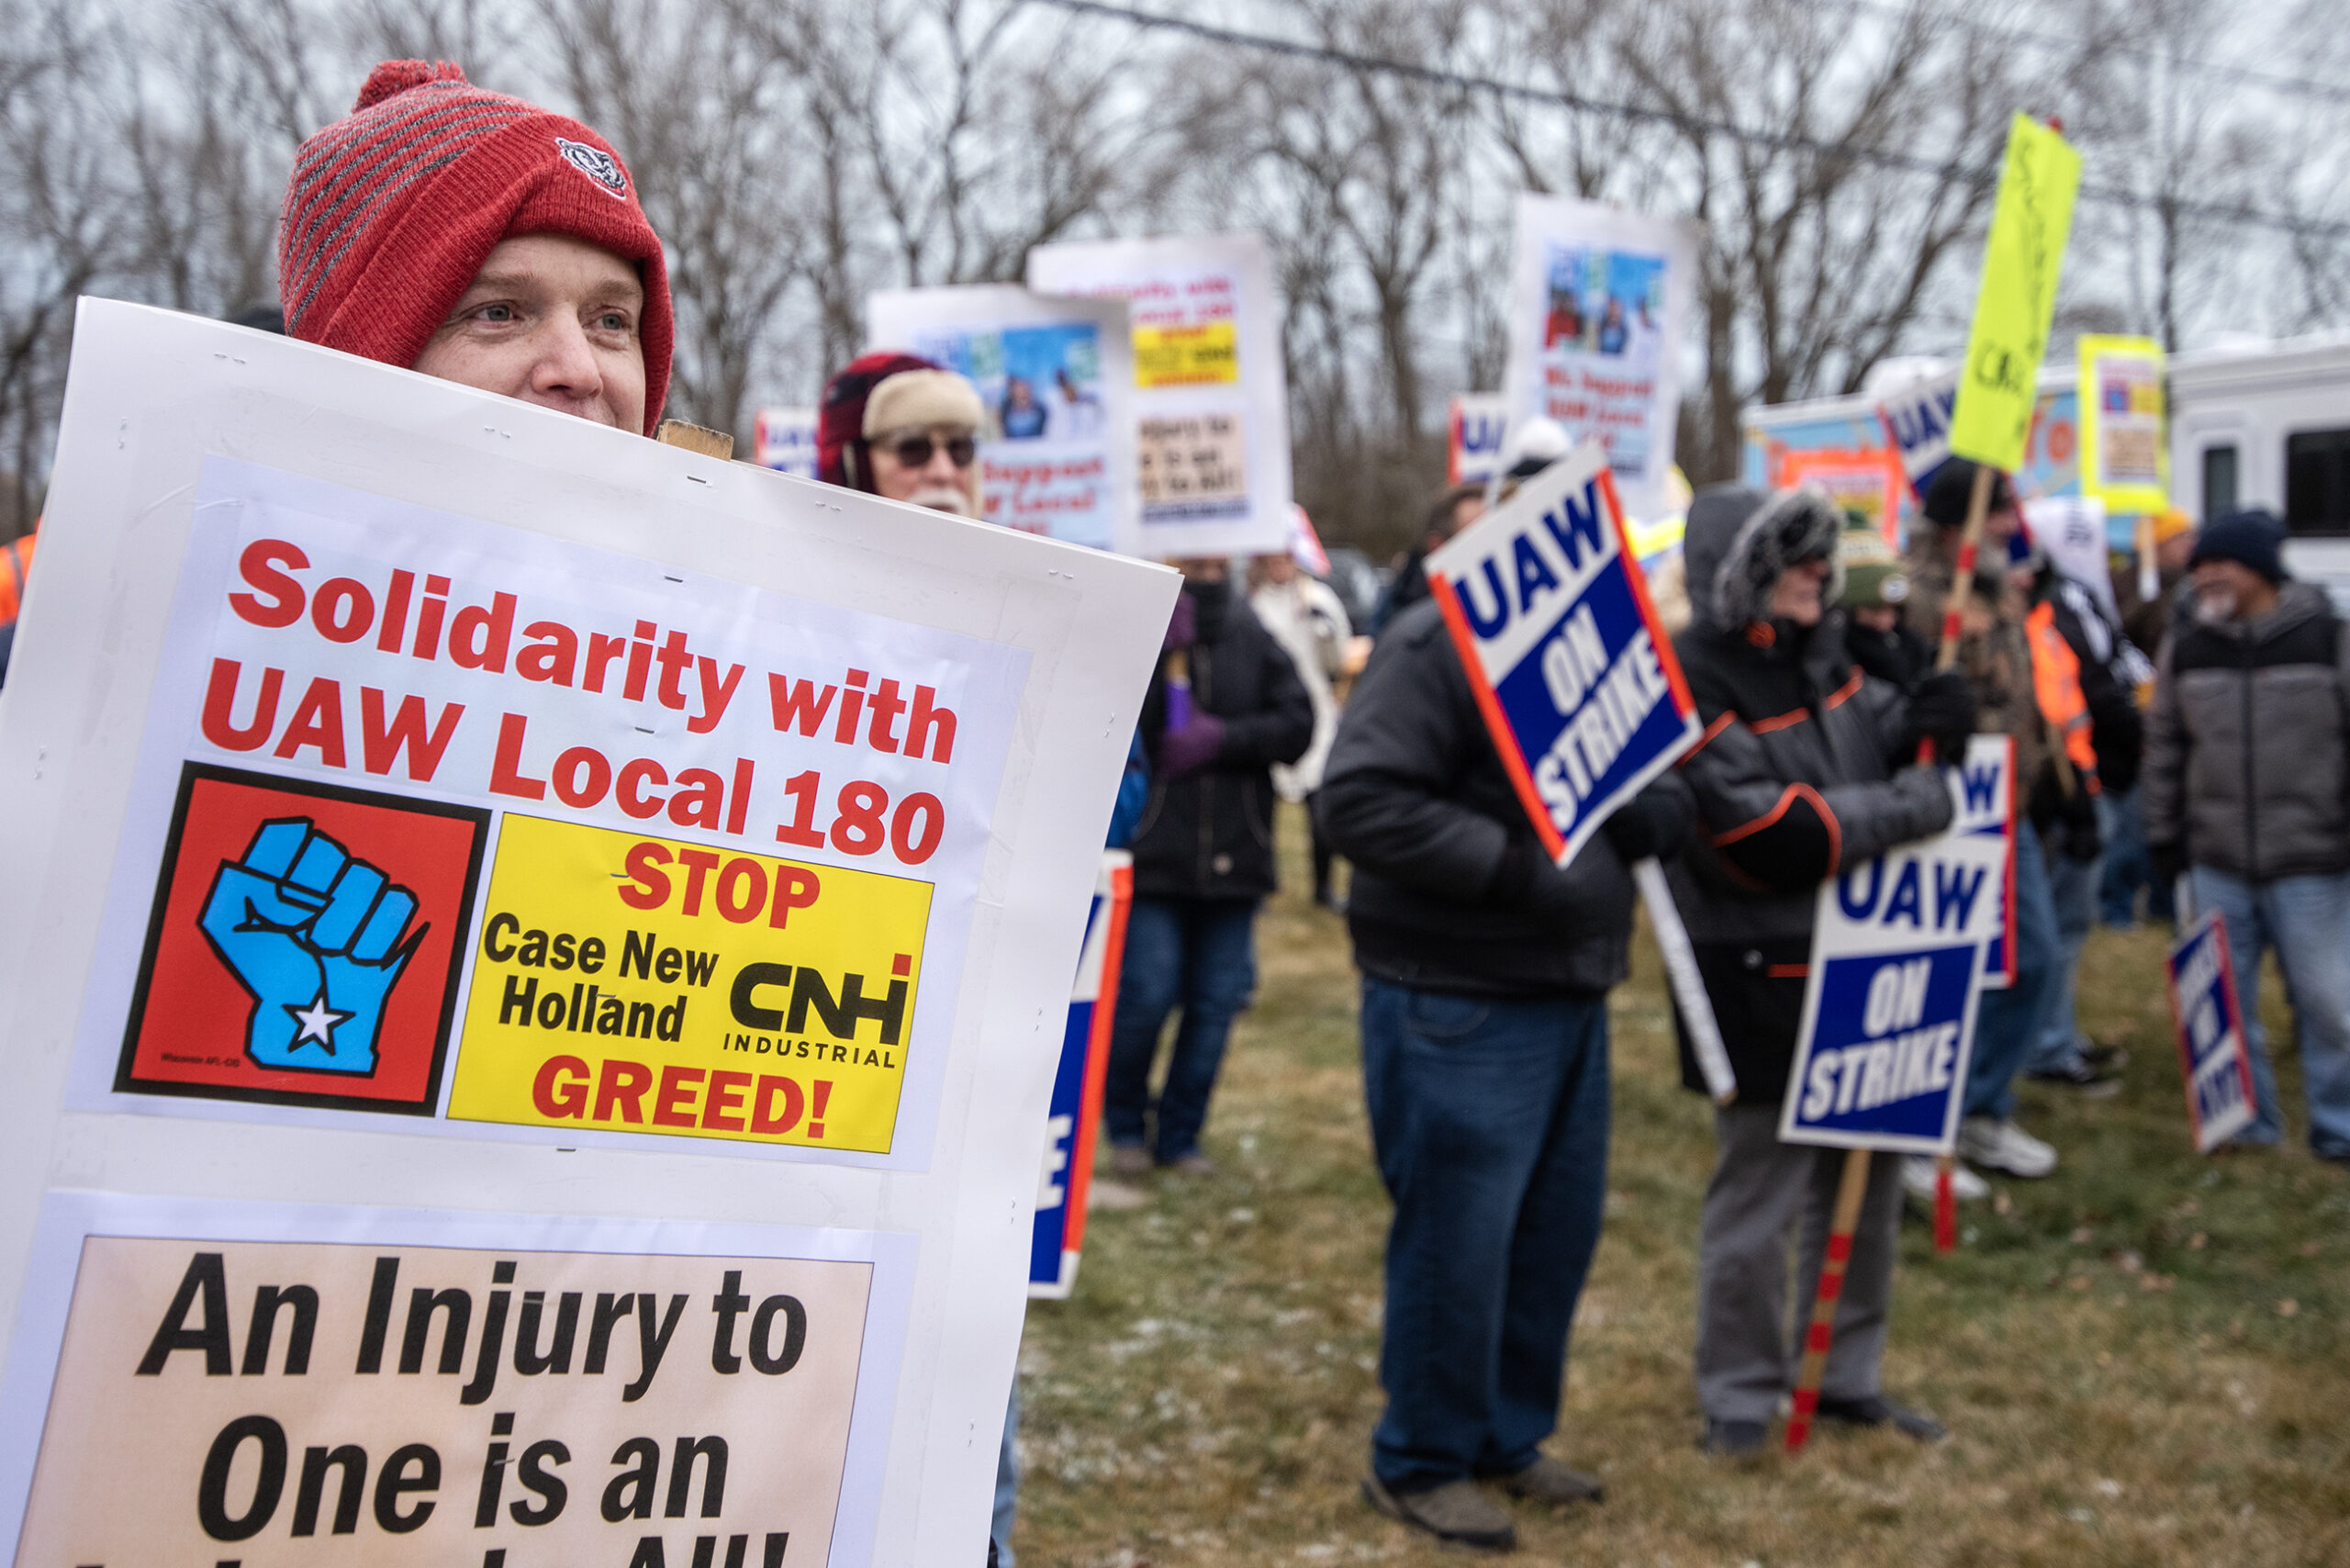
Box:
[816,352,988,516]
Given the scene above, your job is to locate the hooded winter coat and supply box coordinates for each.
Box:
[2143,579,2350,881]
[1665,487,1955,1101]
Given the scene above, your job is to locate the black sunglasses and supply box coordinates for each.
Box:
[887,432,977,468]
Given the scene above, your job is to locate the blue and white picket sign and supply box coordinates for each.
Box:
[1874,369,1961,501]
[1424,440,1701,869]
[1449,392,1508,487]
[1951,734,2017,988]
[1030,851,1134,1298]
[1779,792,2010,1155]
[2165,911,2258,1154]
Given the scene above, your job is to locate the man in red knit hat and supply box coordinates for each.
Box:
[817,351,988,517]
[279,61,673,435]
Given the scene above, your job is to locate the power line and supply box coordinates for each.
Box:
[1035,0,2350,242]
[1841,0,2350,107]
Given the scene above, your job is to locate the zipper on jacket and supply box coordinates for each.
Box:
[2242,637,2258,880]
[1196,642,1218,891]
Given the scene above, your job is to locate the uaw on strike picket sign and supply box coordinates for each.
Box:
[1423,440,1700,869]
[2166,913,2258,1154]
[1029,853,1133,1299]
[0,300,1176,1566]
[1778,769,2010,1156]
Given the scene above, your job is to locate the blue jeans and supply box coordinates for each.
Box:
[1103,897,1259,1162]
[2098,784,2174,926]
[1967,817,2061,1121]
[1360,980,1611,1492]
[992,1376,1019,1567]
[2188,867,2350,1157]
[2029,815,2104,1075]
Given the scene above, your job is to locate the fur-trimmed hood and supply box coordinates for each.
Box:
[1682,484,1848,633]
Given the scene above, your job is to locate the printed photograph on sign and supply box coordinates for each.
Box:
[1504,196,1696,524]
[448,815,932,1154]
[916,322,1107,443]
[867,286,1135,553]
[1538,243,1669,476]
[2,1198,905,1568]
[118,764,487,1113]
[1025,232,1291,555]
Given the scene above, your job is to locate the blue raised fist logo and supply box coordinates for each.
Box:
[198,818,427,1075]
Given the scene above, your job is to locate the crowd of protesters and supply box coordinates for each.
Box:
[4,55,2344,1565]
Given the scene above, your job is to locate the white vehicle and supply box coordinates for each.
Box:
[2169,333,2350,603]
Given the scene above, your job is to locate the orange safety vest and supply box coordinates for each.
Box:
[0,531,31,625]
[2025,599,2098,787]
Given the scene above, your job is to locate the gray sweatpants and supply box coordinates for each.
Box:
[1695,1103,1905,1423]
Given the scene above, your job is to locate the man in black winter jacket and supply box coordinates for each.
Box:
[1317,591,1690,1552]
[1667,484,1969,1457]
[1103,558,1314,1174]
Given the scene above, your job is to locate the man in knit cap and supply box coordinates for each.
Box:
[279,61,672,435]
[2145,509,2350,1159]
[817,351,989,518]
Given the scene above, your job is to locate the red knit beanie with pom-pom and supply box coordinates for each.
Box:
[278,61,673,433]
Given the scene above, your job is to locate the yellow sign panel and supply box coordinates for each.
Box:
[2078,333,2169,513]
[1133,322,1239,386]
[448,813,931,1154]
[1948,114,2082,474]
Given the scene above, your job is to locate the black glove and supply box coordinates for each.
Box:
[2149,842,2187,888]
[1488,833,1580,918]
[1898,669,1975,765]
[1603,789,1690,865]
[2056,786,2102,861]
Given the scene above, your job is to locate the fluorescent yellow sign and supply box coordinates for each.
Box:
[448,813,931,1153]
[1134,322,1239,386]
[1948,115,2082,474]
[2078,333,2169,512]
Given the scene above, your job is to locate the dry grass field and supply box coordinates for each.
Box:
[1014,807,2350,1567]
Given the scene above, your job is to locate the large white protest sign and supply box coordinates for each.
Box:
[0,300,1176,1566]
[1779,776,2009,1156]
[1027,232,1290,559]
[1423,441,1700,871]
[866,285,1137,554]
[1502,196,1696,524]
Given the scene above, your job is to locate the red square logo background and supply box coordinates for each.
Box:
[118,764,488,1113]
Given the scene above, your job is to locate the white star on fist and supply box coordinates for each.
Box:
[285,990,353,1052]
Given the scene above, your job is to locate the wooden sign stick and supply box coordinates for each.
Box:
[1928,461,1998,1254]
[1784,1145,1874,1452]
